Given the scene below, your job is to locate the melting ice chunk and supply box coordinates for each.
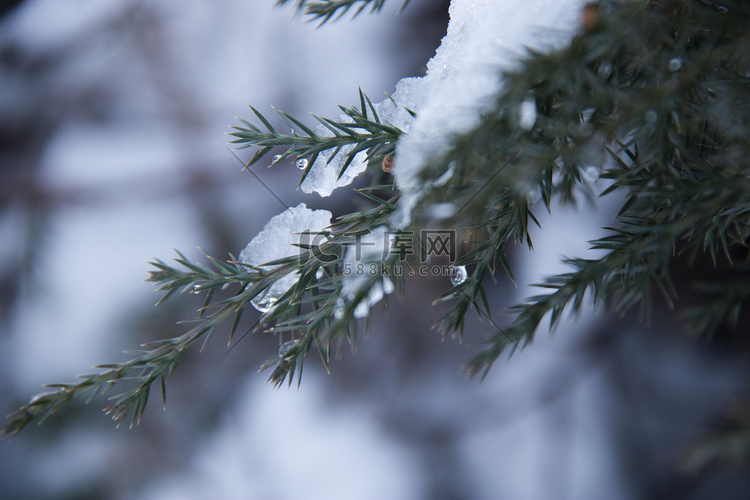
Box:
[239,203,332,313]
[450,265,468,285]
[252,294,278,313]
[300,116,370,197]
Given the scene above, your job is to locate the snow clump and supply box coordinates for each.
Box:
[379,0,588,226]
[292,0,587,215]
[300,120,369,197]
[240,203,332,312]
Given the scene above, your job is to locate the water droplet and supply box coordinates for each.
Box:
[251,293,278,313]
[645,110,658,124]
[450,265,467,286]
[191,285,201,294]
[271,154,282,165]
[296,158,308,170]
[278,340,295,359]
[668,58,682,72]
[583,166,599,181]
[333,298,345,319]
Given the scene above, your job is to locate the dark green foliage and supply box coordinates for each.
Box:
[445,0,750,374]
[4,0,750,469]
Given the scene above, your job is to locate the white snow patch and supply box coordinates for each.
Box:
[298,0,583,203]
[519,97,538,130]
[300,117,370,197]
[384,0,587,226]
[239,203,331,310]
[427,202,457,220]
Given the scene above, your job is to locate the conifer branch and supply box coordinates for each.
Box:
[276,0,410,24]
[1,191,398,435]
[229,89,402,186]
[402,0,750,380]
[5,3,750,478]
[1,254,259,437]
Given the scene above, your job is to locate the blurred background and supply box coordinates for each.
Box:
[1,1,749,499]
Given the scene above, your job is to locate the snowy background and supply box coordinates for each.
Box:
[1,1,749,499]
